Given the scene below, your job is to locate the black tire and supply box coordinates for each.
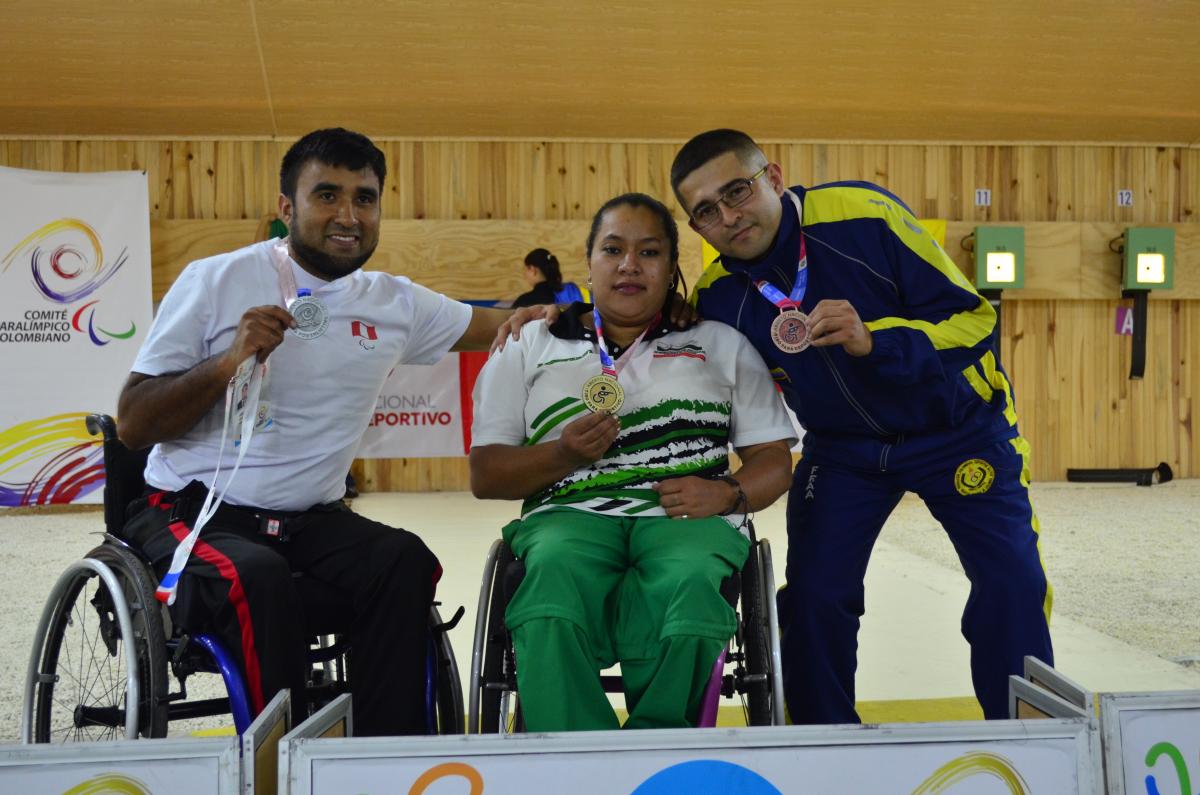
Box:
[33,543,169,741]
[740,542,774,726]
[431,606,464,734]
[479,544,522,734]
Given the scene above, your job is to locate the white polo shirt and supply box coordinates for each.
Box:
[133,240,472,510]
[471,307,796,523]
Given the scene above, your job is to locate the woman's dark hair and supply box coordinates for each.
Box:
[585,193,685,299]
[523,248,563,292]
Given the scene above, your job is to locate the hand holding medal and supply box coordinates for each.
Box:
[556,410,621,466]
[223,305,293,367]
[806,298,874,357]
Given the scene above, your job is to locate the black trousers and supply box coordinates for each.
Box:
[121,481,441,736]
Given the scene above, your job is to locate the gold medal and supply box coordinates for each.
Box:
[770,309,810,353]
[582,374,625,414]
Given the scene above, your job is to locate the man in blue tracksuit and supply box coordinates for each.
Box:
[670,129,1053,723]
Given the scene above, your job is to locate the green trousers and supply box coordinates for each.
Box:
[503,509,750,732]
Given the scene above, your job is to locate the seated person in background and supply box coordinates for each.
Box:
[116,127,550,735]
[513,247,584,307]
[469,193,796,731]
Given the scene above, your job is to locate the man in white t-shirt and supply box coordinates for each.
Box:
[116,127,548,735]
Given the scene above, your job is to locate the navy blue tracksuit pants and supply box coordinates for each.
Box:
[778,437,1054,723]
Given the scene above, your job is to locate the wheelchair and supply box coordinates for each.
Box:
[466,522,785,733]
[20,414,464,742]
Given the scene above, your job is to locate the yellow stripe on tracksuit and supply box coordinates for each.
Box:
[1010,435,1053,623]
[960,350,1019,428]
[802,186,995,352]
[689,257,731,309]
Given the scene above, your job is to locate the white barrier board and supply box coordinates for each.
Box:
[1101,690,1200,795]
[286,720,1098,794]
[0,737,239,794]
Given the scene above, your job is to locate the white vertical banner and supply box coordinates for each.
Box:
[0,167,152,506]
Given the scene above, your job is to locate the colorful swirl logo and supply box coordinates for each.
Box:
[408,762,484,794]
[2,218,135,345]
[1143,741,1194,795]
[61,772,152,794]
[0,413,104,506]
[910,751,1031,794]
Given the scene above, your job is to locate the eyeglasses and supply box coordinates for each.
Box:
[689,165,769,230]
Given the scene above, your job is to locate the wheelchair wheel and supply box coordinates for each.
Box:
[470,541,524,734]
[739,539,781,726]
[29,542,168,741]
[430,605,465,734]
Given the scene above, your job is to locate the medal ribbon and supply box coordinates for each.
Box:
[753,191,808,311]
[592,307,659,379]
[156,355,265,605]
[272,240,304,309]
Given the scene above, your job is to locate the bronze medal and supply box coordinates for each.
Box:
[770,309,810,353]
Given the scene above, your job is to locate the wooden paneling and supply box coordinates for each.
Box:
[4,139,1198,486]
[147,218,1198,303]
[149,219,705,302]
[1002,300,1195,481]
[3,2,1199,142]
[7,141,1197,224]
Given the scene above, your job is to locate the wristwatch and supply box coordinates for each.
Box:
[715,475,748,516]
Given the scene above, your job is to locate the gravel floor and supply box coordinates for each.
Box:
[882,479,1200,664]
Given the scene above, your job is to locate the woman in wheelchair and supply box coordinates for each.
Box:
[469,193,796,731]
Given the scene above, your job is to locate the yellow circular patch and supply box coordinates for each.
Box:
[954,458,995,496]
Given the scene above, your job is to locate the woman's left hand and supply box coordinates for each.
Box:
[653,476,736,520]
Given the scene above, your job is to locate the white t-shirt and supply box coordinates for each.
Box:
[133,240,473,510]
[471,311,796,525]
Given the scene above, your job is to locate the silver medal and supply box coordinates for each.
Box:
[290,295,329,340]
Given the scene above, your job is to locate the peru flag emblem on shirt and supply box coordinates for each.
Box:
[351,320,378,340]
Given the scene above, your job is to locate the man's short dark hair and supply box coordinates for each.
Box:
[669,129,765,208]
[279,128,387,199]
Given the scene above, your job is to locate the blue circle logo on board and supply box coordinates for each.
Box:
[632,760,782,794]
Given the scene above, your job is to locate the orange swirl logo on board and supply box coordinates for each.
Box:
[408,762,484,794]
[954,458,995,496]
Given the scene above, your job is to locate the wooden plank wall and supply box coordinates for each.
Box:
[3,140,1197,486]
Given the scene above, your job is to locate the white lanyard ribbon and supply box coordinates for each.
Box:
[593,309,659,378]
[155,355,266,605]
[272,241,301,307]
